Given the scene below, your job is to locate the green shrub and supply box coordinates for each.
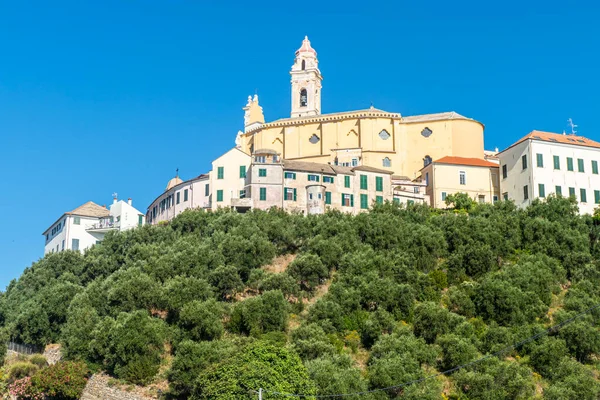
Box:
[30,361,89,400]
[29,354,47,368]
[7,362,39,383]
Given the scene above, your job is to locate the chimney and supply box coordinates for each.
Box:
[113,198,117,204]
[102,204,106,209]
[128,198,132,206]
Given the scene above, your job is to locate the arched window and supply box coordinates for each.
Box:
[383,157,391,167]
[301,60,306,70]
[424,155,432,167]
[300,89,307,107]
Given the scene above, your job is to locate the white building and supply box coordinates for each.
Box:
[392,175,429,205]
[43,197,145,255]
[498,130,600,215]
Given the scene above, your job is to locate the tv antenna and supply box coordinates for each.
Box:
[567,118,578,135]
[112,192,118,200]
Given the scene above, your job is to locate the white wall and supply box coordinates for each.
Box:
[146,176,210,225]
[211,148,251,209]
[43,216,68,255]
[110,200,145,231]
[500,139,600,215]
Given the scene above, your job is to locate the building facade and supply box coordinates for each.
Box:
[422,156,500,208]
[237,37,488,181]
[498,131,600,215]
[44,198,144,255]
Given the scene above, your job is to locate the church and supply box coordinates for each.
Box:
[238,36,489,180]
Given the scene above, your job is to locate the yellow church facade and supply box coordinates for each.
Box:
[238,36,486,180]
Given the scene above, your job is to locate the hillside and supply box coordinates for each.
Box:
[2,195,600,399]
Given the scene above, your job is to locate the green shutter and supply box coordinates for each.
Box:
[555,186,562,196]
[259,168,267,177]
[325,191,331,205]
[569,187,575,197]
[293,188,297,201]
[538,184,545,198]
[595,190,600,204]
[593,161,599,174]
[376,195,383,204]
[360,175,367,190]
[240,165,246,178]
[344,176,350,188]
[536,153,543,167]
[393,198,400,204]
[360,194,368,209]
[376,176,383,192]
[581,188,587,202]
[350,194,354,207]
[567,158,574,171]
[578,158,585,172]
[217,190,223,202]
[205,184,209,196]
[553,155,560,170]
[217,166,224,179]
[260,187,266,201]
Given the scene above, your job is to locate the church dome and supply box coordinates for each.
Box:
[296,36,317,56]
[166,176,183,191]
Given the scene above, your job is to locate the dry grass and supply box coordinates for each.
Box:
[263,253,297,274]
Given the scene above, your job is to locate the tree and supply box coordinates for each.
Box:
[436,334,478,371]
[291,323,337,361]
[287,254,328,292]
[209,265,244,300]
[178,300,224,341]
[413,302,463,343]
[445,192,476,211]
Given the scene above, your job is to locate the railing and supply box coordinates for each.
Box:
[86,221,120,231]
[7,341,44,355]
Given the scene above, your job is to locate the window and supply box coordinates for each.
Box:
[421,127,433,138]
[309,134,320,144]
[376,195,383,204]
[459,171,466,185]
[284,188,296,201]
[74,217,80,225]
[72,239,79,251]
[493,195,499,203]
[217,190,223,202]
[62,240,65,250]
[441,192,447,201]
[538,183,545,198]
[553,155,560,170]
[555,186,562,196]
[301,60,305,70]
[578,158,585,172]
[239,190,246,199]
[580,188,587,202]
[393,198,400,205]
[176,192,180,204]
[184,189,188,201]
[352,158,358,167]
[595,190,600,204]
[138,215,143,226]
[259,168,267,177]
[217,166,224,179]
[502,164,507,179]
[309,193,313,200]
[379,130,391,140]
[376,176,383,192]
[205,184,209,196]
[255,156,266,163]
[325,191,331,205]
[284,172,296,179]
[522,155,528,170]
[478,195,485,204]
[323,176,334,184]
[360,175,368,190]
[414,187,420,194]
[503,192,508,201]
[567,157,574,171]
[383,157,391,167]
[536,153,543,167]
[593,161,599,175]
[260,187,267,201]
[46,234,49,241]
[424,155,432,167]
[308,174,320,182]
[300,88,307,107]
[569,187,575,197]
[342,194,353,207]
[425,172,429,186]
[523,185,529,200]
[344,176,351,188]
[360,194,368,209]
[240,165,247,178]
[408,200,415,205]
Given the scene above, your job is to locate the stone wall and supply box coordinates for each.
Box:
[81,374,156,400]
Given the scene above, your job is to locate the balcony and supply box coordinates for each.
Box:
[86,219,119,233]
[231,197,253,208]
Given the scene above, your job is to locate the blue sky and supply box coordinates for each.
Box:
[0,1,598,288]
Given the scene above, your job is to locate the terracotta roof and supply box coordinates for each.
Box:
[67,201,110,218]
[330,165,355,175]
[501,130,600,153]
[296,36,317,55]
[402,111,481,125]
[430,156,499,168]
[352,165,394,175]
[283,160,336,175]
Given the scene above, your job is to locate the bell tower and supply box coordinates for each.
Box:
[290,36,322,118]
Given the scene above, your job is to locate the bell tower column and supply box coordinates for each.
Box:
[290,36,322,118]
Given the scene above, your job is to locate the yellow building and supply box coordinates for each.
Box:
[237,36,486,180]
[421,156,500,208]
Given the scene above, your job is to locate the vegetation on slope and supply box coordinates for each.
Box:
[2,195,600,399]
